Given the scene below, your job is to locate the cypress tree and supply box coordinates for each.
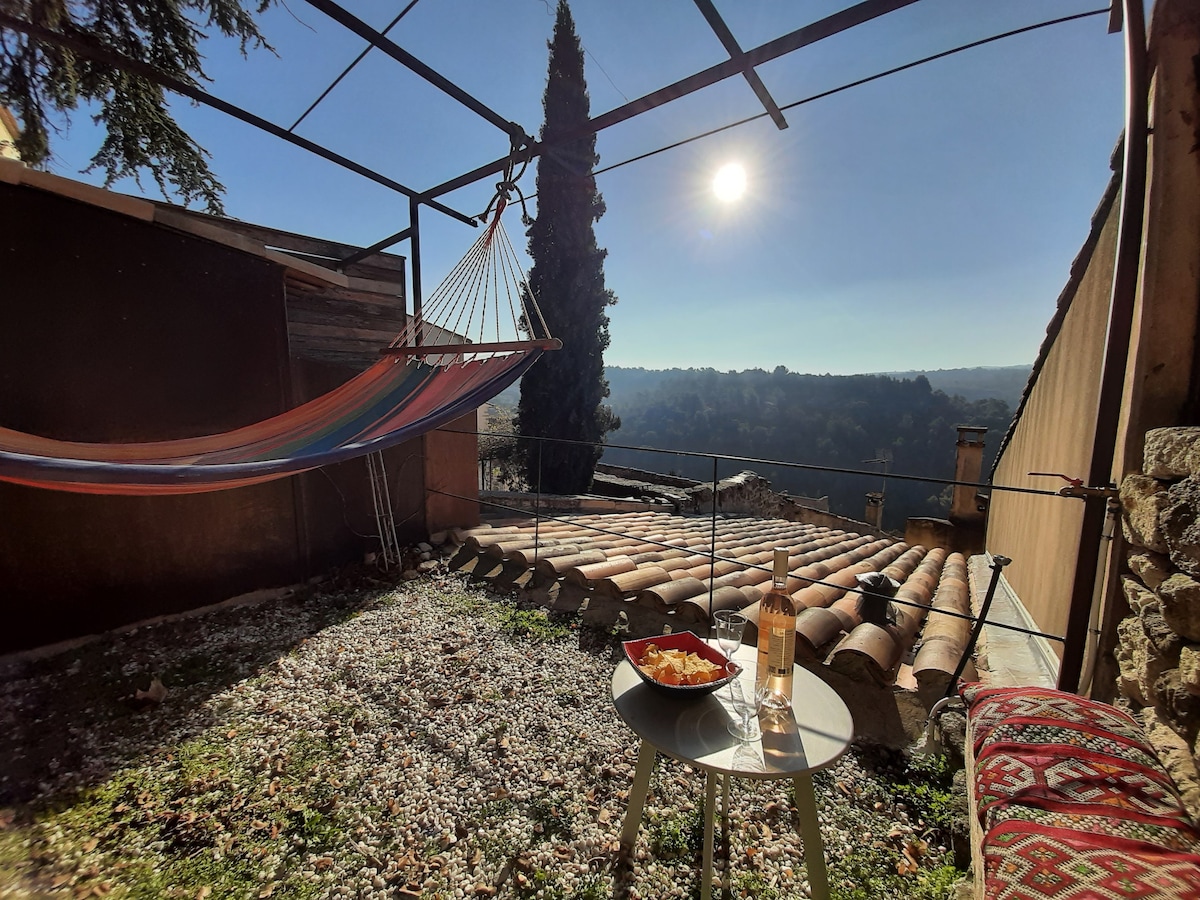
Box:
[517,0,618,494]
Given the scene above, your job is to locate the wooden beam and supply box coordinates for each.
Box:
[381,339,561,356]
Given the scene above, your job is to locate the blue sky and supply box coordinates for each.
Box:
[43,0,1129,375]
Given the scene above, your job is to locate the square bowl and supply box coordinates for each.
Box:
[623,631,741,697]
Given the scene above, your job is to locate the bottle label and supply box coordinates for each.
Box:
[768,626,795,675]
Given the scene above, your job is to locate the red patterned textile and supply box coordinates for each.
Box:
[982,820,1200,900]
[962,684,1200,899]
[962,685,1148,755]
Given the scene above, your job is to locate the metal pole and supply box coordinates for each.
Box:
[709,456,718,637]
[944,555,1011,697]
[409,196,423,348]
[1060,0,1148,693]
[420,0,920,202]
[534,440,542,566]
[0,12,476,226]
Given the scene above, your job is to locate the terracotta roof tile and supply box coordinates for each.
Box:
[448,511,967,695]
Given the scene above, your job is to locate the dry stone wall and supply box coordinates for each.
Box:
[1116,426,1200,815]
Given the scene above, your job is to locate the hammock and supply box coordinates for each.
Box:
[0,197,555,495]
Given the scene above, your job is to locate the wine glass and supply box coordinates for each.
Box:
[713,610,746,663]
[727,670,761,742]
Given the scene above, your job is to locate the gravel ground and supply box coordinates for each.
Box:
[0,554,970,900]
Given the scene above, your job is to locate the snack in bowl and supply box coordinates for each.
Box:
[622,631,739,696]
[637,644,723,686]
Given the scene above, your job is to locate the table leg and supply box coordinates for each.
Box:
[721,772,730,827]
[792,773,830,900]
[620,740,657,854]
[702,771,717,900]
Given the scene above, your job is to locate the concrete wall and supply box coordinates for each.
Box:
[987,186,1119,650]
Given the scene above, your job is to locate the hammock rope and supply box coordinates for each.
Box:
[0,195,556,495]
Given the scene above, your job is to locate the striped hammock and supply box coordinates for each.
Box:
[0,201,553,495]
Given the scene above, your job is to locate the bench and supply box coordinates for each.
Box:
[961,683,1200,899]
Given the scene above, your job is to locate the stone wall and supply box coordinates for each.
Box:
[1115,426,1200,815]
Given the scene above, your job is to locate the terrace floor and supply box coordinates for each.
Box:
[0,554,971,900]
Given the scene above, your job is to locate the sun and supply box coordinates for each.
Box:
[712,162,747,202]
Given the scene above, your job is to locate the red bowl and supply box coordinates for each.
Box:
[623,631,741,697]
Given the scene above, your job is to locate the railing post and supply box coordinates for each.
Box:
[709,456,718,637]
[534,439,543,563]
[944,554,1011,697]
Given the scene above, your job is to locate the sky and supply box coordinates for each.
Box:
[40,0,1132,376]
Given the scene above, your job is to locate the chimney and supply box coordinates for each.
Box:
[864,491,884,529]
[950,425,987,523]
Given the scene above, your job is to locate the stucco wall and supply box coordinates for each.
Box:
[987,186,1119,651]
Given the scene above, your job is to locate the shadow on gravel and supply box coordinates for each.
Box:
[0,564,396,808]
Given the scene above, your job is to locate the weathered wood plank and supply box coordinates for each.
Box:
[288,306,405,333]
[149,203,407,275]
[288,321,397,343]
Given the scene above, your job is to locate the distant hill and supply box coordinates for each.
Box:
[876,365,1030,409]
[490,364,1031,411]
[488,365,1020,530]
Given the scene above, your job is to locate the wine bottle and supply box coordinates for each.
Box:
[755,547,796,711]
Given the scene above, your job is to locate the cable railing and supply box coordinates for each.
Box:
[429,428,1071,696]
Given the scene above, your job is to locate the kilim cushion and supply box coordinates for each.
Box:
[961,684,1200,899]
[981,819,1200,900]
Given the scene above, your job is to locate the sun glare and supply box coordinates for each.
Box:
[712,163,747,202]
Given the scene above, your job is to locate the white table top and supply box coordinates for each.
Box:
[612,640,855,779]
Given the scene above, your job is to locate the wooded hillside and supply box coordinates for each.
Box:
[598,367,1016,531]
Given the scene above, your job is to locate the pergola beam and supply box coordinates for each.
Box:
[419,0,922,204]
[691,0,788,130]
[0,11,477,227]
[301,0,529,143]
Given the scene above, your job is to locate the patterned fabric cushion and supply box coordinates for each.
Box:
[981,819,1200,900]
[973,737,1197,836]
[961,684,1148,756]
[962,683,1200,899]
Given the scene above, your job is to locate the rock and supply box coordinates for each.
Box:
[1117,613,1181,707]
[1117,616,1151,705]
[1120,474,1169,552]
[1152,669,1200,744]
[1162,477,1200,577]
[1142,607,1185,657]
[417,542,433,553]
[1128,551,1174,591]
[1159,574,1200,642]
[1179,645,1200,696]
[1122,575,1159,615]
[1144,427,1200,479]
[1143,708,1200,822]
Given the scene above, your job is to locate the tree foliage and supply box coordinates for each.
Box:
[0,0,272,213]
[601,367,1015,531]
[516,0,618,495]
